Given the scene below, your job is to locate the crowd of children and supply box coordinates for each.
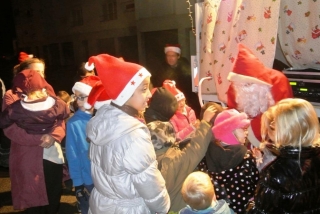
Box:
[0,50,320,214]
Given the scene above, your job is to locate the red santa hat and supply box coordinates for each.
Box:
[72,76,100,96]
[84,81,111,110]
[19,52,34,63]
[164,44,181,55]
[212,109,250,145]
[12,69,55,97]
[85,54,151,106]
[227,43,292,107]
[227,44,273,86]
[162,80,185,101]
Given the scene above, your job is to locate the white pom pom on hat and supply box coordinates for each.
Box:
[84,62,95,71]
[85,54,151,106]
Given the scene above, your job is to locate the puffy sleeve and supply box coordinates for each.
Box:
[123,128,170,214]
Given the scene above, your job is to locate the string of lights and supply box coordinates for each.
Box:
[186,0,196,36]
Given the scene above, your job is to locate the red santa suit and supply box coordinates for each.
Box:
[227,44,293,147]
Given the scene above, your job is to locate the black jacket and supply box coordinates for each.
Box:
[247,146,320,214]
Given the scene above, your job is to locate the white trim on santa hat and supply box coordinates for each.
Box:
[72,82,92,95]
[164,46,181,55]
[112,67,151,106]
[227,71,272,87]
[175,92,185,101]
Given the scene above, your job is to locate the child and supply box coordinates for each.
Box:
[144,86,178,124]
[66,75,100,214]
[180,171,234,214]
[85,54,170,214]
[247,98,320,213]
[163,80,199,141]
[207,109,259,214]
[57,90,75,115]
[0,69,69,135]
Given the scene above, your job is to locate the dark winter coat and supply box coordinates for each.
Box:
[247,146,320,214]
[200,141,259,214]
[0,96,69,134]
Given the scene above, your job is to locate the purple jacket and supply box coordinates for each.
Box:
[0,96,69,134]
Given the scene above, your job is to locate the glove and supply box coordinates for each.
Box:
[75,185,89,201]
[75,184,90,213]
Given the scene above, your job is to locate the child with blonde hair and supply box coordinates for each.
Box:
[180,171,234,214]
[0,69,69,135]
[247,98,320,213]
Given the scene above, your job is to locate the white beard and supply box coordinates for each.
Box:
[233,82,275,118]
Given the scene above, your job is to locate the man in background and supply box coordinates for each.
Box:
[152,44,200,117]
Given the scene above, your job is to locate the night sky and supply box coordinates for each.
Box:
[0,0,15,55]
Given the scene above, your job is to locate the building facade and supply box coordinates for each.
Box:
[12,0,197,72]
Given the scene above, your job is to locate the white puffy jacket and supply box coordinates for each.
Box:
[86,104,170,214]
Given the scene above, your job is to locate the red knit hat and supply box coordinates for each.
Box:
[72,76,100,96]
[162,80,185,101]
[12,69,55,96]
[85,54,151,106]
[84,81,111,110]
[19,52,34,63]
[212,109,250,145]
[164,44,181,54]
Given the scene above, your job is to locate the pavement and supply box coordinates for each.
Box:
[0,166,79,214]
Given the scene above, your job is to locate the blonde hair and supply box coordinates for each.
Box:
[261,98,320,149]
[181,171,215,210]
[57,90,72,104]
[27,89,48,100]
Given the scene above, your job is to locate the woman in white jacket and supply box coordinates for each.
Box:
[85,54,170,214]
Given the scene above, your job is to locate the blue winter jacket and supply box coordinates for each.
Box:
[66,110,93,186]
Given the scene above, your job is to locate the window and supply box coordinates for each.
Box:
[72,6,83,26]
[101,1,117,21]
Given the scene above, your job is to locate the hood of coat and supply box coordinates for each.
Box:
[86,104,147,146]
[144,87,178,123]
